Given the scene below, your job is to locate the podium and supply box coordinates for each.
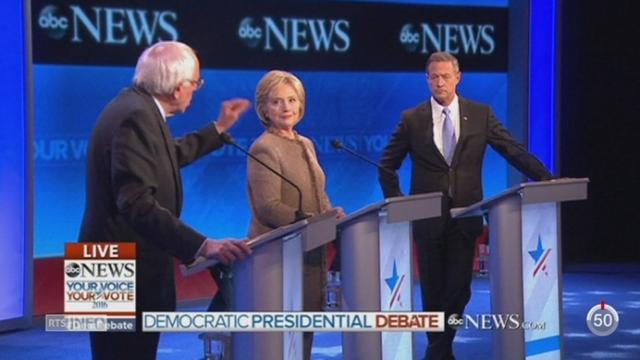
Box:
[232,211,337,360]
[451,178,589,360]
[338,192,443,360]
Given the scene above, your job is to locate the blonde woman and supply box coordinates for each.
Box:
[247,70,344,359]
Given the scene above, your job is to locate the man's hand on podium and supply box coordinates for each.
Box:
[198,238,252,265]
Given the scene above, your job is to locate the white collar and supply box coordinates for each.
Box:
[430,95,459,122]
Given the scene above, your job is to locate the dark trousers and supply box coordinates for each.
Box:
[208,264,232,312]
[89,254,175,360]
[414,215,482,360]
[90,331,159,360]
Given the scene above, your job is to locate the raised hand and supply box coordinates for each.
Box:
[214,98,252,133]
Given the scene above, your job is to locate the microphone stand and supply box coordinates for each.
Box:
[330,139,396,177]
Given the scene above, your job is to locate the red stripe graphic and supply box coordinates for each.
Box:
[533,249,551,276]
[389,274,406,308]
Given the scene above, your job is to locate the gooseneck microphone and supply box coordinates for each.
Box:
[330,139,396,177]
[221,133,310,223]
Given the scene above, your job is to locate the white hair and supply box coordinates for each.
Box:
[133,41,198,96]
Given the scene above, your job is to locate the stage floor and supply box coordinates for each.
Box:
[1,265,638,359]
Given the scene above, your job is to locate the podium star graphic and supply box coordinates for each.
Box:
[385,260,399,291]
[529,235,552,277]
[528,235,545,263]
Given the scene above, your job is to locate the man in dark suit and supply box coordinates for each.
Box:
[78,41,252,360]
[379,52,553,360]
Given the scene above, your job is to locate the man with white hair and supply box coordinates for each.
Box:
[78,41,252,359]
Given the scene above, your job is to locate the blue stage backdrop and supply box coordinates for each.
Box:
[31,0,511,257]
[1,0,31,329]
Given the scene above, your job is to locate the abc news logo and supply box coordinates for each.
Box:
[238,18,263,48]
[399,22,496,55]
[38,5,67,40]
[65,262,135,279]
[447,313,546,330]
[37,4,178,45]
[447,313,465,329]
[237,16,351,53]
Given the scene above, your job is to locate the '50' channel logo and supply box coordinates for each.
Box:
[586,301,619,336]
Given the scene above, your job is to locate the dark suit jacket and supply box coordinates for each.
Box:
[379,97,552,239]
[79,86,224,314]
[380,96,552,207]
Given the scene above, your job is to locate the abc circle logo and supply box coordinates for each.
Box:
[447,313,464,329]
[38,5,68,40]
[65,262,81,278]
[238,17,262,48]
[399,24,420,52]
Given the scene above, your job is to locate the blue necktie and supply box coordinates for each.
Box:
[442,107,456,165]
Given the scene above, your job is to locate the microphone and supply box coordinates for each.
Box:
[330,139,396,177]
[221,133,310,223]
